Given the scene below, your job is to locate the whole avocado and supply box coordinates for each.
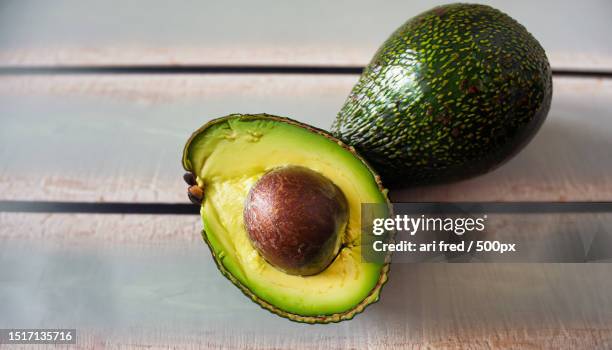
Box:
[332,3,552,185]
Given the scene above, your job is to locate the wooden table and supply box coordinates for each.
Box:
[1,1,612,348]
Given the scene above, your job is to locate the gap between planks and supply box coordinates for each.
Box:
[0,65,611,78]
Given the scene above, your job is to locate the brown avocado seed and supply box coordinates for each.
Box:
[187,185,204,205]
[183,172,197,186]
[244,166,348,276]
[184,172,204,205]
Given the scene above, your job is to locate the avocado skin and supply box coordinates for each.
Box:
[182,114,392,324]
[332,4,552,185]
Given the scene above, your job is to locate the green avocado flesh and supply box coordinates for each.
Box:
[332,4,552,185]
[182,114,390,323]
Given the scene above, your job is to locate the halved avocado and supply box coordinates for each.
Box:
[182,114,391,323]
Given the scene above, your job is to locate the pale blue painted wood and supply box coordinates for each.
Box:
[1,237,611,347]
[0,76,610,202]
[0,0,610,69]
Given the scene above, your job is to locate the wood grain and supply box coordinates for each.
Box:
[0,213,201,243]
[4,211,612,261]
[14,328,612,349]
[0,223,611,349]
[0,0,611,70]
[0,76,611,203]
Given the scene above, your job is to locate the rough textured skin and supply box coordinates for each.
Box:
[332,4,552,185]
[244,166,348,276]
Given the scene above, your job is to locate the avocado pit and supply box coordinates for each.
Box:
[243,166,348,276]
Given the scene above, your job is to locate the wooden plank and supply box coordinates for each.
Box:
[35,328,612,349]
[4,211,611,260]
[0,0,610,70]
[0,212,202,242]
[0,76,611,203]
[0,74,357,203]
[1,215,612,348]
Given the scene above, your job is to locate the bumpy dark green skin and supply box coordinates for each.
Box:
[332,4,552,185]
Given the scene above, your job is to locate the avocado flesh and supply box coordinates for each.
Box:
[183,114,390,323]
[332,4,552,185]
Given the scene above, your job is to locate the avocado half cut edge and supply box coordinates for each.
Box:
[182,114,391,323]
